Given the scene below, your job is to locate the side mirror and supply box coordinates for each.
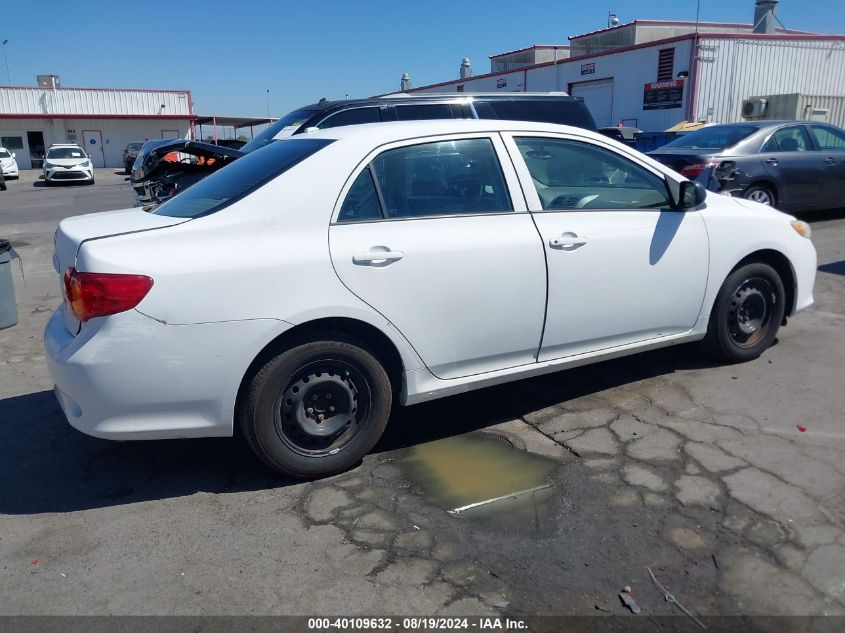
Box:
[11,153,15,158]
[679,180,707,209]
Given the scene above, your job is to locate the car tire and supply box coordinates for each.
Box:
[702,262,785,363]
[239,336,393,478]
[743,184,776,207]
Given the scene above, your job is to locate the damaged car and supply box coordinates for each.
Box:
[130,139,243,207]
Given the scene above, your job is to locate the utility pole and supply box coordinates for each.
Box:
[1,40,11,85]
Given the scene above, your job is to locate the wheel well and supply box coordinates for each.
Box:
[732,249,797,317]
[236,317,405,418]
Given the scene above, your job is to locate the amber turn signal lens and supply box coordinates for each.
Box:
[790,220,812,240]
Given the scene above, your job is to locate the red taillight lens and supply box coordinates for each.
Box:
[64,268,154,322]
[680,162,714,179]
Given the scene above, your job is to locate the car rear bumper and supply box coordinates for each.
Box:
[44,306,288,440]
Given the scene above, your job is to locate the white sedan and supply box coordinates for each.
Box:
[45,120,816,478]
[0,147,18,178]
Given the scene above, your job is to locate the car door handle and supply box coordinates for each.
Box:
[352,250,404,265]
[766,157,779,166]
[825,157,837,165]
[550,234,588,249]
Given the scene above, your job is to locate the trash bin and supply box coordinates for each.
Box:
[0,239,20,329]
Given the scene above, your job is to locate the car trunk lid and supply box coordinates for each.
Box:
[53,208,189,335]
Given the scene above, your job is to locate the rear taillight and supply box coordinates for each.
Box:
[680,162,716,179]
[64,267,154,322]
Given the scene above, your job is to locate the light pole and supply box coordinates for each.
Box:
[1,40,10,86]
[266,89,270,117]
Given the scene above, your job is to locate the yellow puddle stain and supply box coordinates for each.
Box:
[400,433,558,517]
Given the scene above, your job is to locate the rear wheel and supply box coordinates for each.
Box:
[702,262,785,362]
[240,336,392,478]
[743,184,776,207]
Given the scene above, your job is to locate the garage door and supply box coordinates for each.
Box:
[570,79,614,128]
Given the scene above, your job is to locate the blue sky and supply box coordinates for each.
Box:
[2,0,843,117]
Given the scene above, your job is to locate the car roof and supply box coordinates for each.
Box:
[293,118,607,145]
[49,143,84,148]
[299,92,582,111]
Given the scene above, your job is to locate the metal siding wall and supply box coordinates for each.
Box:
[695,38,845,123]
[412,40,694,131]
[0,87,191,116]
[555,39,693,130]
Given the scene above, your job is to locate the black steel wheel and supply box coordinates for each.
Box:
[240,336,392,478]
[702,262,785,362]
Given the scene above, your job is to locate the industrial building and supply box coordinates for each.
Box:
[404,0,845,131]
[0,75,195,169]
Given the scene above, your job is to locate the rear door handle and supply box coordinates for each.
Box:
[825,157,837,165]
[352,250,404,265]
[550,233,588,249]
[766,157,779,166]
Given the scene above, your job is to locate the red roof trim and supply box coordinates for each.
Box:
[0,85,190,94]
[490,44,570,59]
[409,32,845,93]
[0,113,196,120]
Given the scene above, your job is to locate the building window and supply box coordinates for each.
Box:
[657,48,675,82]
[1,136,24,150]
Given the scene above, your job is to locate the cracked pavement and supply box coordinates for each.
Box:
[1,171,844,618]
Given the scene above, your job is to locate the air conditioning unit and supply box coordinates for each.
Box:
[742,98,768,118]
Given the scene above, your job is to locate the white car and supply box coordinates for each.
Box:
[43,144,95,185]
[0,147,18,178]
[45,120,816,478]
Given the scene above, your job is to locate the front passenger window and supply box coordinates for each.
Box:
[514,137,671,210]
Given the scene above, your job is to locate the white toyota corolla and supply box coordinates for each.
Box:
[45,120,816,478]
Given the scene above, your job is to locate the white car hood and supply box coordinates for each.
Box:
[47,158,89,167]
[730,196,794,219]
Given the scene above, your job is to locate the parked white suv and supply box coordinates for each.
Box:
[43,144,94,185]
[0,147,18,178]
[45,120,816,478]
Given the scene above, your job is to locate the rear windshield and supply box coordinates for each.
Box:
[473,99,597,131]
[152,138,333,218]
[127,143,143,151]
[660,125,760,150]
[240,108,320,153]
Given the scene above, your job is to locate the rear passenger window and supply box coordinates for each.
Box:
[373,139,511,218]
[337,138,512,221]
[319,107,380,129]
[338,168,382,222]
[394,104,465,121]
[762,126,811,152]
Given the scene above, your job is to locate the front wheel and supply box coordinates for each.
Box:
[239,337,393,478]
[702,262,785,362]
